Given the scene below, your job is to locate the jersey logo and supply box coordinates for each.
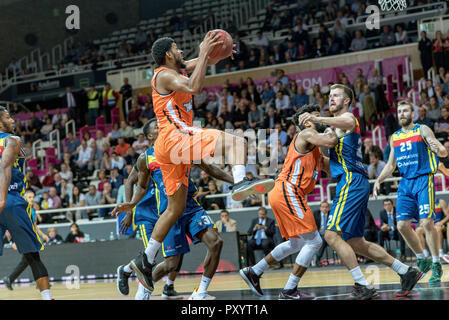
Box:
[312,170,319,181]
[183,100,192,113]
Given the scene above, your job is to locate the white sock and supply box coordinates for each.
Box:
[423,249,430,258]
[144,238,161,264]
[166,279,174,286]
[197,275,211,293]
[40,289,51,300]
[416,253,425,259]
[232,165,246,184]
[135,283,151,300]
[252,258,270,276]
[349,266,368,286]
[439,249,444,256]
[284,274,301,290]
[432,255,439,263]
[391,259,409,275]
[123,263,132,273]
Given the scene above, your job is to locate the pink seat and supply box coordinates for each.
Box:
[45,148,56,157]
[28,158,38,168]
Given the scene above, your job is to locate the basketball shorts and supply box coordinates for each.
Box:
[268,181,317,239]
[138,207,215,258]
[327,172,370,241]
[396,174,436,221]
[0,193,43,255]
[155,127,222,195]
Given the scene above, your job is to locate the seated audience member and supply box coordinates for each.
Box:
[378,199,406,261]
[203,180,225,210]
[111,152,126,170]
[99,182,117,218]
[132,133,150,155]
[246,207,276,265]
[115,137,131,157]
[313,201,331,265]
[215,210,238,232]
[65,223,85,243]
[47,227,64,244]
[85,185,102,219]
[66,186,87,222]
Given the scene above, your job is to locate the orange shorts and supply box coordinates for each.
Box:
[155,126,222,195]
[268,181,317,239]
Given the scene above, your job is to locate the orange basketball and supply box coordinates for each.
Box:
[208,29,233,61]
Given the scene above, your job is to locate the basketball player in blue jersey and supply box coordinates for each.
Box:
[298,85,422,299]
[416,198,449,265]
[374,100,448,283]
[112,119,234,300]
[0,107,52,300]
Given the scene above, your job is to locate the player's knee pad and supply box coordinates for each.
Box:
[295,231,322,267]
[23,252,48,280]
[271,238,304,261]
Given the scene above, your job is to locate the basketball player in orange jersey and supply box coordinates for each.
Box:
[112,32,275,291]
[240,104,338,300]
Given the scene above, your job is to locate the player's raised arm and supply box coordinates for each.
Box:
[158,32,223,95]
[373,136,396,198]
[0,136,21,212]
[298,112,355,132]
[421,124,448,158]
[299,127,339,149]
[125,165,139,203]
[196,160,234,184]
[111,153,150,216]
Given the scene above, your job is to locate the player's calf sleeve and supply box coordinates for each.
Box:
[271,237,305,261]
[23,252,48,281]
[295,231,322,267]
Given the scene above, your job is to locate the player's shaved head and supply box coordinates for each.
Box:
[152,37,175,65]
[143,119,158,142]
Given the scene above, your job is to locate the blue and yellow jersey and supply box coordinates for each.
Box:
[329,119,367,179]
[392,124,438,179]
[0,132,27,196]
[133,147,202,225]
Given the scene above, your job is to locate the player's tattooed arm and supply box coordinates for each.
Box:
[421,125,448,157]
[111,153,150,216]
[298,112,355,132]
[320,155,331,175]
[196,160,234,184]
[373,136,396,198]
[0,136,20,212]
[299,127,338,150]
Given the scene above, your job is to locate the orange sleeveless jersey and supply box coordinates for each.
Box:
[276,134,322,196]
[151,67,194,133]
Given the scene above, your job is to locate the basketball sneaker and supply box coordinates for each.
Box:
[231,177,275,201]
[188,287,213,300]
[116,265,131,296]
[441,254,449,264]
[428,262,443,283]
[417,257,432,274]
[162,283,182,299]
[130,252,154,292]
[394,267,423,297]
[278,288,315,300]
[2,276,12,291]
[346,283,379,300]
[239,267,264,296]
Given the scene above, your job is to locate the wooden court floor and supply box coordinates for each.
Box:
[2,264,449,300]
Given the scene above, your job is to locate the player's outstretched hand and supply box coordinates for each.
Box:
[297,112,317,126]
[199,31,223,56]
[119,213,133,233]
[111,202,135,217]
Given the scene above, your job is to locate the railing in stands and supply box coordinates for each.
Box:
[125,97,133,118]
[65,119,76,138]
[326,174,446,202]
[49,128,61,159]
[372,126,383,149]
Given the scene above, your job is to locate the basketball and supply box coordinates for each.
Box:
[208,29,233,61]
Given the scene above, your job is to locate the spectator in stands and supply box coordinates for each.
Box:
[261,82,275,110]
[109,167,124,192]
[115,137,131,157]
[435,84,445,105]
[368,151,385,180]
[49,187,62,209]
[215,210,237,233]
[60,178,72,208]
[40,191,51,210]
[443,73,449,96]
[233,34,249,65]
[233,101,249,130]
[395,24,408,44]
[119,121,134,144]
[197,171,212,203]
[110,152,125,170]
[108,122,121,147]
[102,82,120,124]
[99,182,117,218]
[86,85,100,126]
[85,184,101,219]
[248,102,265,129]
[368,68,383,90]
[380,25,396,47]
[75,139,92,177]
[434,105,449,141]
[135,29,148,51]
[428,96,441,121]
[246,207,276,265]
[349,30,367,52]
[51,108,68,126]
[254,31,269,52]
[203,180,225,211]
[64,131,81,155]
[266,122,287,147]
[325,36,340,56]
[362,138,382,165]
[313,201,331,265]
[378,199,406,261]
[132,133,149,155]
[419,31,433,76]
[65,223,85,243]
[433,31,445,72]
[274,91,291,117]
[119,78,133,117]
[264,106,280,131]
[100,151,112,171]
[313,38,326,58]
[415,104,434,128]
[62,87,79,124]
[83,131,95,147]
[59,162,73,183]
[47,227,63,244]
[127,104,142,128]
[22,118,38,143]
[42,164,56,188]
[89,141,102,172]
[66,186,87,222]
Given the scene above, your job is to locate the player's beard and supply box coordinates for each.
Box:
[400,116,412,127]
[174,54,186,69]
[1,120,14,134]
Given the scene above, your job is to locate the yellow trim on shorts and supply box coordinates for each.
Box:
[27,204,44,250]
[428,174,435,219]
[140,225,148,249]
